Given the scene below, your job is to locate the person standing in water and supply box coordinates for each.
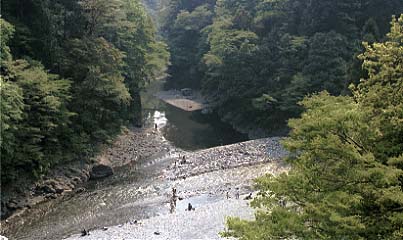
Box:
[170,199,175,213]
[172,188,177,200]
[170,187,178,213]
[187,203,195,211]
[235,188,240,199]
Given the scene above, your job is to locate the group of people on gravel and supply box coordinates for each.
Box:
[226,188,244,200]
[174,154,187,168]
[170,186,253,214]
[170,187,196,213]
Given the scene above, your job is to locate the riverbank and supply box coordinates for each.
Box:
[0,126,174,235]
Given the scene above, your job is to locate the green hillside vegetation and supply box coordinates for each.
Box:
[162,0,403,133]
[1,1,402,238]
[0,0,169,183]
[222,15,403,240]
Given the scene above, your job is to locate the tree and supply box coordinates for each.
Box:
[1,59,73,181]
[0,78,24,182]
[62,37,130,142]
[222,15,403,240]
[145,41,170,81]
[0,19,15,63]
[354,14,403,162]
[301,31,350,95]
[1,18,73,181]
[165,3,215,88]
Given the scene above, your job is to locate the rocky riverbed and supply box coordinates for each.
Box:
[64,138,288,239]
[65,164,288,240]
[1,125,288,239]
[101,127,174,168]
[165,137,287,180]
[0,126,175,236]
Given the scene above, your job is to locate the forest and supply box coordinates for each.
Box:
[1,0,169,183]
[161,0,403,135]
[223,15,403,238]
[1,0,403,239]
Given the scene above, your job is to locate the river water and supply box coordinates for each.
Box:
[141,81,248,150]
[3,82,250,240]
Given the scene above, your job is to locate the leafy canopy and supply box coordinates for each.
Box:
[222,15,403,240]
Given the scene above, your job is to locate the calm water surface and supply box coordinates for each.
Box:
[142,81,248,150]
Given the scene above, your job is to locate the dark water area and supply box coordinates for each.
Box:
[143,106,248,151]
[141,81,248,150]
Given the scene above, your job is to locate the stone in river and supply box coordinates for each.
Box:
[75,187,86,193]
[89,164,114,180]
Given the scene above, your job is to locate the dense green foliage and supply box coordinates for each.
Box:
[0,1,168,183]
[162,0,403,133]
[222,15,403,239]
[162,0,216,89]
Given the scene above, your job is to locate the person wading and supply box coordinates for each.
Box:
[187,203,195,211]
[181,155,186,164]
[170,188,178,213]
[235,188,240,199]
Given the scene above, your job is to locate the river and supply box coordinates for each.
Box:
[3,82,255,240]
[141,81,248,150]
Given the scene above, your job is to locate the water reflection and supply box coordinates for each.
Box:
[151,111,167,129]
[142,81,248,151]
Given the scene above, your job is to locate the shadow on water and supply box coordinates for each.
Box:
[142,81,248,151]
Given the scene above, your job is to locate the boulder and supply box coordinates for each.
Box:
[34,179,72,195]
[6,200,19,210]
[90,164,113,180]
[39,185,56,194]
[80,171,90,182]
[72,177,82,184]
[75,187,86,194]
[45,194,57,199]
[54,184,65,194]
